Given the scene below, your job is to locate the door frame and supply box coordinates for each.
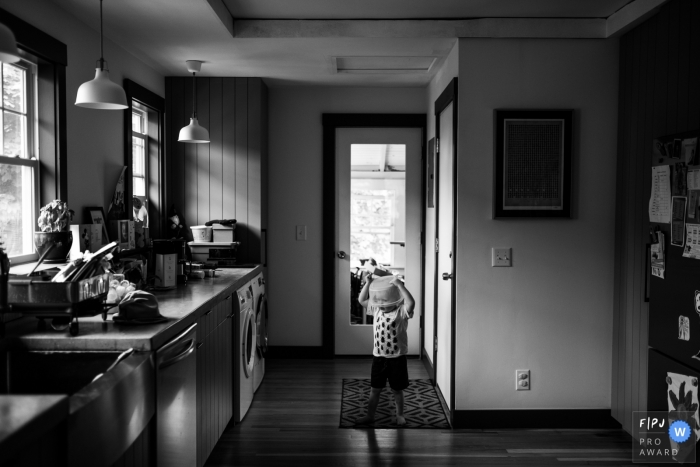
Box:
[433,78,458,424]
[322,114,427,358]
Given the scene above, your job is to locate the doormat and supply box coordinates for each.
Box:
[339,379,450,429]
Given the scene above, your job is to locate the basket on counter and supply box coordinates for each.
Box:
[5,273,112,336]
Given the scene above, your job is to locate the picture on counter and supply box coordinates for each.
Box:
[674,139,683,159]
[107,166,127,220]
[673,163,688,196]
[120,221,129,243]
[671,196,687,247]
[695,290,700,315]
[654,139,669,158]
[85,206,109,243]
[680,316,690,341]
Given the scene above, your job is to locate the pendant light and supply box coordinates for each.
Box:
[0,22,21,63]
[178,60,210,144]
[75,0,127,109]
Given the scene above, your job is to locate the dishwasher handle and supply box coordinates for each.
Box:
[159,337,196,370]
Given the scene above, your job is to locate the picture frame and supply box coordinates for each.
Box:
[493,109,573,218]
[85,206,110,243]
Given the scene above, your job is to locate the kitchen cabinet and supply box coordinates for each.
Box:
[196,294,234,467]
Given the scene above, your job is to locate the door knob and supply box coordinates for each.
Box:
[442,272,452,281]
[338,251,347,259]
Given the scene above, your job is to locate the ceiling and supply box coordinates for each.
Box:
[224,0,632,20]
[50,0,634,87]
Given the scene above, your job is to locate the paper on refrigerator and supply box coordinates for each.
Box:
[650,165,672,223]
[684,224,700,260]
[651,231,665,279]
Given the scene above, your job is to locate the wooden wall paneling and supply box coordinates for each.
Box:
[611,32,626,423]
[235,78,249,263]
[170,78,186,219]
[248,78,263,263]
[690,0,700,131]
[677,0,692,133]
[654,7,669,137]
[639,13,658,418]
[210,78,224,221]
[197,78,211,225]
[222,78,236,221]
[184,78,198,227]
[666,0,680,134]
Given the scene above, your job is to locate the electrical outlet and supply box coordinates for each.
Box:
[516,369,530,391]
[296,225,307,241]
[492,248,512,267]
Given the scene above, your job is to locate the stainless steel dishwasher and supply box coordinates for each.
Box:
[156,323,197,467]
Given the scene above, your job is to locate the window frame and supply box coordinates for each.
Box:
[0,8,68,264]
[123,80,165,239]
[131,106,148,199]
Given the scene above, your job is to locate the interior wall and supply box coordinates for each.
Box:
[424,42,459,363]
[0,0,164,222]
[268,87,426,347]
[455,38,619,409]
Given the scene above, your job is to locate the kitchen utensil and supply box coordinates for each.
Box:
[27,241,57,276]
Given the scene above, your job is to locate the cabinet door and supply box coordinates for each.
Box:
[196,337,205,467]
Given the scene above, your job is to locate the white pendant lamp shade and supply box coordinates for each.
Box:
[179,117,210,143]
[178,60,210,144]
[75,67,127,109]
[75,0,127,110]
[0,22,21,63]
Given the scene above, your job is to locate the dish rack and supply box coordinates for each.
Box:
[5,273,112,336]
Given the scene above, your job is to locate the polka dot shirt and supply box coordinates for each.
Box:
[367,304,412,358]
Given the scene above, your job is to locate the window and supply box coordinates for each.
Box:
[131,107,147,199]
[0,58,38,261]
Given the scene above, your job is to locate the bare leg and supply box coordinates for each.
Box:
[355,387,383,425]
[392,389,406,426]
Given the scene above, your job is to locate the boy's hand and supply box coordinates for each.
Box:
[390,276,404,288]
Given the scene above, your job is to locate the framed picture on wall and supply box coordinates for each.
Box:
[85,206,110,243]
[493,109,573,218]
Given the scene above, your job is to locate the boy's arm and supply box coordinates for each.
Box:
[391,277,415,318]
[358,274,373,309]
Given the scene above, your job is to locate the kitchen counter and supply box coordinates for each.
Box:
[2,266,261,351]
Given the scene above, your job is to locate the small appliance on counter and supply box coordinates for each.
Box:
[188,241,239,266]
[153,239,191,285]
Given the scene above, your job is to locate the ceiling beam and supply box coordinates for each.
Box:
[206,0,235,37]
[233,18,607,39]
[606,0,669,38]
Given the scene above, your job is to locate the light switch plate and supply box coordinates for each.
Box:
[492,247,512,267]
[296,225,307,241]
[516,369,530,391]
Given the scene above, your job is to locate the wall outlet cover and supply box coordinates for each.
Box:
[296,225,307,241]
[492,247,512,267]
[516,369,530,391]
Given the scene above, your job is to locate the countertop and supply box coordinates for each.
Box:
[2,266,261,351]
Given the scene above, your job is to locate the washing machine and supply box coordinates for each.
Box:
[251,273,267,392]
[233,284,256,423]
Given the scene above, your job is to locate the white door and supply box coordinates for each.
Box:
[335,127,423,355]
[435,102,455,410]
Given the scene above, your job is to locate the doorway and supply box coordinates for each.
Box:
[433,79,457,422]
[322,114,427,358]
[334,128,422,355]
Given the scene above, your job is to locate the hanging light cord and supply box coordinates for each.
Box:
[192,71,197,119]
[99,0,105,71]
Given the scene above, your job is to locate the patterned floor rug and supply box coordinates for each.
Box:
[339,379,450,429]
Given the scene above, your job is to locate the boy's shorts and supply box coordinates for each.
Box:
[371,355,409,391]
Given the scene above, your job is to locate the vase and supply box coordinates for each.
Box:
[33,231,73,263]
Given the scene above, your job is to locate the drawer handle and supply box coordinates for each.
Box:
[196,342,203,349]
[205,309,213,316]
[226,295,231,300]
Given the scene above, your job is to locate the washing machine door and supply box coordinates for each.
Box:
[256,294,268,358]
[242,308,256,378]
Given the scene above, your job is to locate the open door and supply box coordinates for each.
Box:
[433,79,458,423]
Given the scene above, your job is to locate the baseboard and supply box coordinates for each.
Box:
[453,409,621,429]
[421,348,434,379]
[265,346,324,359]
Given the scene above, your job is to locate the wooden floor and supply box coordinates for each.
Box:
[206,359,640,466]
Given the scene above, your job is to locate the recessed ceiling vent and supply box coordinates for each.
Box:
[334,56,437,74]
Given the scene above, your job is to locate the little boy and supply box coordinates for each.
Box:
[355,274,415,426]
